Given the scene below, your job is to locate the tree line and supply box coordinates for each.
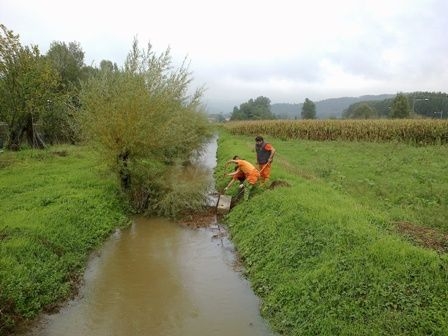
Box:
[0,24,211,216]
[343,92,448,119]
[228,92,447,121]
[229,96,316,120]
[0,24,118,149]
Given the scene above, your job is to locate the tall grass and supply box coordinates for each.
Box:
[0,146,128,334]
[216,131,448,335]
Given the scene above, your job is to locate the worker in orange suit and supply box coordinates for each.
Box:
[224,156,246,191]
[255,135,276,184]
[225,156,260,200]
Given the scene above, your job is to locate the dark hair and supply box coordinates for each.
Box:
[232,155,240,160]
[255,136,263,142]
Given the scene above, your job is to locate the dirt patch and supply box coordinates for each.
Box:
[268,179,291,189]
[177,206,217,228]
[394,221,448,253]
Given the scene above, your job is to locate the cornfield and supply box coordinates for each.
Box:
[223,119,448,145]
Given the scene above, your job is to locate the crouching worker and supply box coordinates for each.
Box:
[225,156,260,201]
[224,156,246,194]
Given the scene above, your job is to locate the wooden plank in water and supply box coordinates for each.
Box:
[216,194,232,215]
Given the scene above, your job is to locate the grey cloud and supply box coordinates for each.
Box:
[207,55,325,84]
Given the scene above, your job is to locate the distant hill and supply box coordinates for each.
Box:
[270,103,301,119]
[271,94,395,119]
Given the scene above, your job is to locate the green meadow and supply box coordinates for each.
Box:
[0,146,128,333]
[215,130,448,335]
[1,130,447,335]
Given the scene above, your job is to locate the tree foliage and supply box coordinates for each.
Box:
[0,24,60,149]
[345,103,378,119]
[230,96,275,120]
[46,41,85,90]
[99,59,118,72]
[390,93,410,118]
[408,92,448,119]
[42,41,90,144]
[301,98,316,119]
[344,92,448,119]
[79,38,211,214]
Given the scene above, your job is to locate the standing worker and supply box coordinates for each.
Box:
[225,156,260,200]
[255,135,276,184]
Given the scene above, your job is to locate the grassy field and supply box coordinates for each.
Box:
[0,146,128,334]
[1,129,447,335]
[215,130,448,335]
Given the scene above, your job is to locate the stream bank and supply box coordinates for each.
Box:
[21,136,274,336]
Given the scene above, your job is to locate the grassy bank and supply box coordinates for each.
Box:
[216,130,448,335]
[0,146,128,334]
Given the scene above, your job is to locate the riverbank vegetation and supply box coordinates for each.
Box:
[1,27,212,334]
[0,146,128,334]
[78,39,212,216]
[1,23,212,217]
[215,129,448,335]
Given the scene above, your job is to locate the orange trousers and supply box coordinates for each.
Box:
[258,163,271,180]
[246,169,260,185]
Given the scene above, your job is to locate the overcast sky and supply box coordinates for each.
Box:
[1,0,447,112]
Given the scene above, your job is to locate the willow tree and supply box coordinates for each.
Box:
[79,39,211,215]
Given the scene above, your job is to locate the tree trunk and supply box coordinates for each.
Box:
[6,113,46,150]
[24,114,46,149]
[118,150,131,190]
[6,126,23,151]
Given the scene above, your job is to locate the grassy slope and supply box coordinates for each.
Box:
[216,131,448,336]
[0,146,128,333]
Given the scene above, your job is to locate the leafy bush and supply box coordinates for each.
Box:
[79,39,212,215]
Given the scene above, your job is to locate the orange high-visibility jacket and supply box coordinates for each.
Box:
[234,159,260,185]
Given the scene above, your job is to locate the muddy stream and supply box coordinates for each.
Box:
[24,137,275,336]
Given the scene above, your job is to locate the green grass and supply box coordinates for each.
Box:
[2,133,447,335]
[216,132,448,233]
[216,131,448,335]
[0,146,128,334]
[277,139,448,232]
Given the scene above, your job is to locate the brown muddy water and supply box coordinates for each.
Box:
[23,137,275,336]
